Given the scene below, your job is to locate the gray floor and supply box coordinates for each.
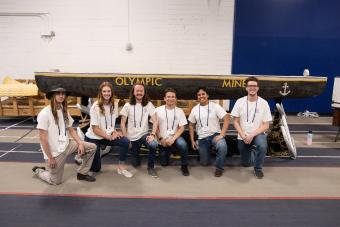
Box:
[0,116,339,198]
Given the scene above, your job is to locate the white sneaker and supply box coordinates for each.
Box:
[117,168,133,178]
[74,155,83,165]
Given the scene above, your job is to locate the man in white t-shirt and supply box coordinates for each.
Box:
[32,86,96,185]
[231,76,272,179]
[188,87,230,177]
[120,83,159,178]
[155,88,189,176]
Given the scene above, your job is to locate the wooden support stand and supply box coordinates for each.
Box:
[333,108,340,142]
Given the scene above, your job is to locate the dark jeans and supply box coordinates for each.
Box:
[198,133,228,170]
[237,133,267,171]
[130,133,158,169]
[159,136,188,166]
[85,136,130,172]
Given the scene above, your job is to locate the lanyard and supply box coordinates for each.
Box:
[57,111,67,136]
[104,106,113,129]
[199,102,209,127]
[247,97,258,123]
[134,105,144,128]
[165,106,176,130]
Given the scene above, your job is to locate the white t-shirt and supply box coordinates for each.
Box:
[37,105,74,159]
[188,102,227,139]
[231,96,272,140]
[85,101,118,140]
[155,105,188,139]
[120,102,155,141]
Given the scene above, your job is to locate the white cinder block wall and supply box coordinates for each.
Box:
[0,0,235,81]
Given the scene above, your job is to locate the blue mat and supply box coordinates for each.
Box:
[0,194,339,227]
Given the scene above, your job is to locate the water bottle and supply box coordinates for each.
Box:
[307,130,313,145]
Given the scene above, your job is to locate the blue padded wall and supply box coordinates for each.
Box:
[232,0,340,113]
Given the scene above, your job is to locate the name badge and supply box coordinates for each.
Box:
[58,134,67,142]
[165,129,175,138]
[106,127,114,135]
[58,144,67,153]
[244,122,254,134]
[200,126,210,134]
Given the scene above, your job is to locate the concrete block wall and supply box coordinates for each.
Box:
[0,0,235,81]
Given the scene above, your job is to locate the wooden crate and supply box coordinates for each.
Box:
[0,94,81,117]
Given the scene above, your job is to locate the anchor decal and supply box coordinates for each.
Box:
[279,82,291,96]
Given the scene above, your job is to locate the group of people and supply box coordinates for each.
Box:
[32,76,272,185]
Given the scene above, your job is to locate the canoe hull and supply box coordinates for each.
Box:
[35,72,327,100]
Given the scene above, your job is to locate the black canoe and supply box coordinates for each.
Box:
[35,72,327,100]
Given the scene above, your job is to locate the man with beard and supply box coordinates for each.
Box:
[231,76,272,179]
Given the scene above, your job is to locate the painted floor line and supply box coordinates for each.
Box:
[0,144,23,158]
[0,117,32,132]
[0,191,340,200]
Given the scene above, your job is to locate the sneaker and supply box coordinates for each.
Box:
[254,170,264,179]
[180,165,190,176]
[77,173,96,182]
[117,168,133,178]
[74,155,83,165]
[147,168,158,178]
[32,166,45,173]
[214,168,223,177]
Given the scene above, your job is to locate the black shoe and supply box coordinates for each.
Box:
[32,166,45,173]
[214,168,223,177]
[77,173,96,182]
[181,165,190,176]
[254,170,264,179]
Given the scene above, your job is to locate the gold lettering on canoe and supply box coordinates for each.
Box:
[115,77,124,86]
[222,79,246,88]
[114,76,162,87]
[128,77,136,85]
[155,78,162,86]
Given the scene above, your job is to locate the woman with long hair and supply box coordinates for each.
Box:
[85,81,133,177]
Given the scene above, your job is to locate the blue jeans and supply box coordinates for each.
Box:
[198,133,228,170]
[237,133,267,171]
[130,133,158,169]
[85,136,130,172]
[159,136,188,166]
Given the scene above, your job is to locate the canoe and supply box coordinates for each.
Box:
[35,72,327,100]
